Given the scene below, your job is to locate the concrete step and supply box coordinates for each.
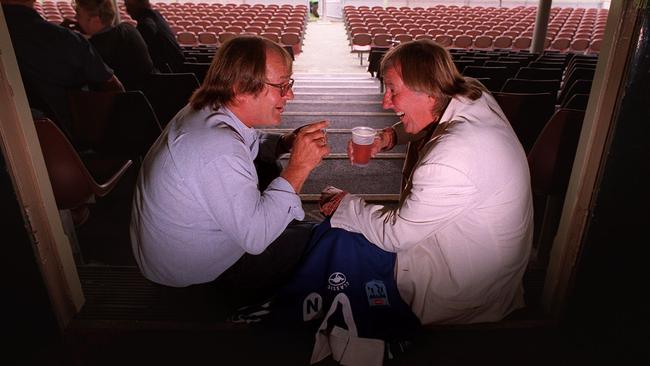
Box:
[284,100,387,113]
[293,93,383,101]
[293,85,380,94]
[293,73,374,80]
[301,199,400,222]
[300,193,400,203]
[294,80,379,88]
[74,262,546,325]
[279,111,398,129]
[263,128,406,153]
[280,156,404,195]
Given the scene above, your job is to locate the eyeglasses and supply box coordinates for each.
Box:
[264,78,294,97]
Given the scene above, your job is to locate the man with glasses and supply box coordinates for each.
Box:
[130,36,330,313]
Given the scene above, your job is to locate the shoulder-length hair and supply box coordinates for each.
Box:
[190,35,293,111]
[380,39,486,118]
[74,0,116,26]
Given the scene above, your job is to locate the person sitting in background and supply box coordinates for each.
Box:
[320,39,533,325]
[73,0,155,91]
[2,0,123,138]
[309,0,319,18]
[124,0,184,73]
[130,36,330,311]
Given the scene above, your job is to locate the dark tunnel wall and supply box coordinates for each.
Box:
[1,147,59,358]
[567,2,650,364]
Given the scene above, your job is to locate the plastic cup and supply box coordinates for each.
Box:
[351,126,376,167]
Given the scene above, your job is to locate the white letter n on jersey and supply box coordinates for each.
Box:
[303,292,324,321]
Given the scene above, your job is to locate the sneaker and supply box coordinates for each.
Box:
[228,298,273,324]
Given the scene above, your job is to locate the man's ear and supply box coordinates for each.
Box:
[229,84,241,104]
[231,90,248,106]
[232,81,251,99]
[427,95,437,108]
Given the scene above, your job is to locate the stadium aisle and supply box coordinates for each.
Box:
[293,18,370,74]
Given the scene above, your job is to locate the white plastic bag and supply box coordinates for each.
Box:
[310,293,385,366]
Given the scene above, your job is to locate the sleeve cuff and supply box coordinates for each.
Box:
[330,194,356,230]
[268,176,305,221]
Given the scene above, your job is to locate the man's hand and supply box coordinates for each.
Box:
[290,120,330,170]
[347,126,395,165]
[281,121,330,193]
[319,186,348,217]
[278,124,309,154]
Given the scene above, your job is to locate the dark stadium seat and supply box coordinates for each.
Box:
[67,90,162,160]
[558,79,593,108]
[483,60,522,78]
[492,92,556,153]
[515,67,563,81]
[527,108,585,265]
[181,62,211,83]
[528,61,565,70]
[453,59,476,73]
[34,117,133,226]
[142,73,200,127]
[561,67,596,94]
[463,66,510,91]
[501,78,561,97]
[562,93,590,110]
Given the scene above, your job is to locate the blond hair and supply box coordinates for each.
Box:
[380,39,486,118]
[74,0,115,26]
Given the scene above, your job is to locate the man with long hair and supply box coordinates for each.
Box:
[131,36,330,310]
[321,40,533,325]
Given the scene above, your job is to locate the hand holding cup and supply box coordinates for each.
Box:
[348,126,395,166]
[287,120,330,171]
[349,126,376,167]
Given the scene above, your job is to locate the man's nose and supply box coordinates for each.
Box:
[382,93,392,110]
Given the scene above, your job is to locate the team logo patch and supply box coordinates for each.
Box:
[365,280,390,307]
[327,271,350,291]
[303,292,324,321]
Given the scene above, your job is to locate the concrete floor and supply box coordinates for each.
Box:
[293,19,371,75]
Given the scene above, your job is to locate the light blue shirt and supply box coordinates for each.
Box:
[130,105,304,287]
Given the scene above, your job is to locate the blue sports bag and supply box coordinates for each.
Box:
[265,218,421,348]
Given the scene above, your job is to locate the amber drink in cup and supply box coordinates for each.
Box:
[351,127,376,167]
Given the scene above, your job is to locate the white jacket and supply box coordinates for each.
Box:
[331,94,533,324]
